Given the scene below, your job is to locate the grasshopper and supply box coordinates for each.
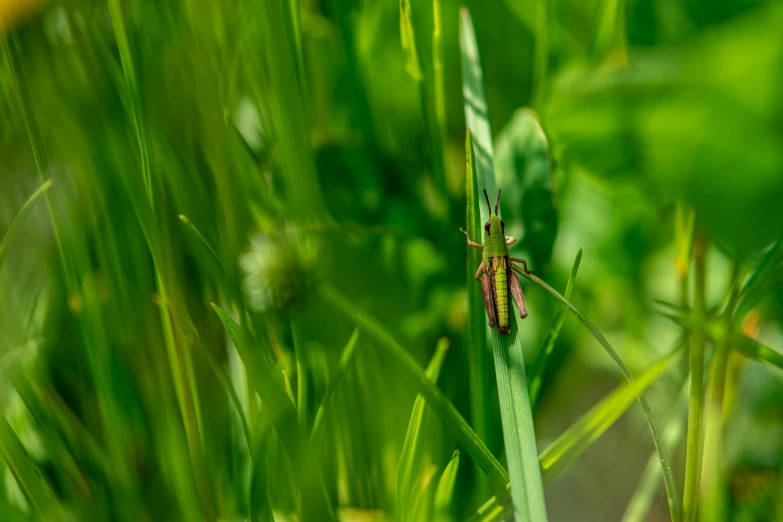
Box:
[461,188,529,335]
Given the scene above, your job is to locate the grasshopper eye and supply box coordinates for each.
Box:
[484,221,491,233]
[500,219,505,230]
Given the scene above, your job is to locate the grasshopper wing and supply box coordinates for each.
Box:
[509,269,528,319]
[481,269,498,327]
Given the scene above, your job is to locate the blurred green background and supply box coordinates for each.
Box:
[2,0,783,520]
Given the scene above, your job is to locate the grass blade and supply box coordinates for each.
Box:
[434,450,460,522]
[310,329,361,442]
[464,130,496,490]
[528,248,582,407]
[468,346,683,522]
[397,338,450,521]
[178,214,223,268]
[399,0,422,82]
[211,303,300,457]
[460,8,498,203]
[319,283,509,490]
[491,320,548,522]
[0,416,56,516]
[0,180,52,269]
[539,347,683,483]
[517,266,682,522]
[734,335,783,374]
[623,379,689,522]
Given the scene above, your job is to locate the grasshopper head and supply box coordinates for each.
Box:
[483,188,505,237]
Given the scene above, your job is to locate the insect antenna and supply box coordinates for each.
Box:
[483,189,492,217]
[495,188,502,215]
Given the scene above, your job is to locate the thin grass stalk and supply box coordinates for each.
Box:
[518,267,681,522]
[701,264,741,522]
[683,233,708,522]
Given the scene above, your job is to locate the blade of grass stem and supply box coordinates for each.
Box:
[491,318,548,522]
[0,180,52,269]
[0,416,56,516]
[528,248,582,407]
[397,338,450,521]
[310,329,361,442]
[735,336,783,372]
[464,130,495,493]
[178,214,223,268]
[319,283,509,490]
[516,264,681,522]
[683,234,708,522]
[623,377,689,522]
[434,450,460,522]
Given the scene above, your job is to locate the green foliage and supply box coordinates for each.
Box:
[3,0,783,520]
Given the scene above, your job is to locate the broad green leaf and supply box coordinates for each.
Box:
[396,338,449,522]
[495,109,558,270]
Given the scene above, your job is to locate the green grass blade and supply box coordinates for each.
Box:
[517,266,681,522]
[434,450,460,522]
[178,214,223,268]
[399,0,422,82]
[468,347,683,522]
[464,130,496,491]
[734,335,783,373]
[683,237,707,522]
[623,379,689,522]
[319,283,509,490]
[310,329,361,442]
[539,347,683,483]
[528,248,582,407]
[0,180,52,270]
[460,8,498,202]
[491,320,549,522]
[0,416,56,516]
[397,338,450,521]
[432,0,446,137]
[211,303,300,457]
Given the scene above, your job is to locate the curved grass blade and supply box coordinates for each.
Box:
[623,379,689,522]
[310,328,361,442]
[0,180,52,269]
[0,416,57,516]
[528,248,582,407]
[397,338,450,521]
[516,265,682,522]
[178,214,223,268]
[468,346,683,522]
[539,346,683,483]
[319,283,509,490]
[434,450,460,522]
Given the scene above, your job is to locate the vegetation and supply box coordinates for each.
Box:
[2,0,783,520]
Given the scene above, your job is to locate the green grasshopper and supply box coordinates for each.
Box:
[461,188,529,335]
